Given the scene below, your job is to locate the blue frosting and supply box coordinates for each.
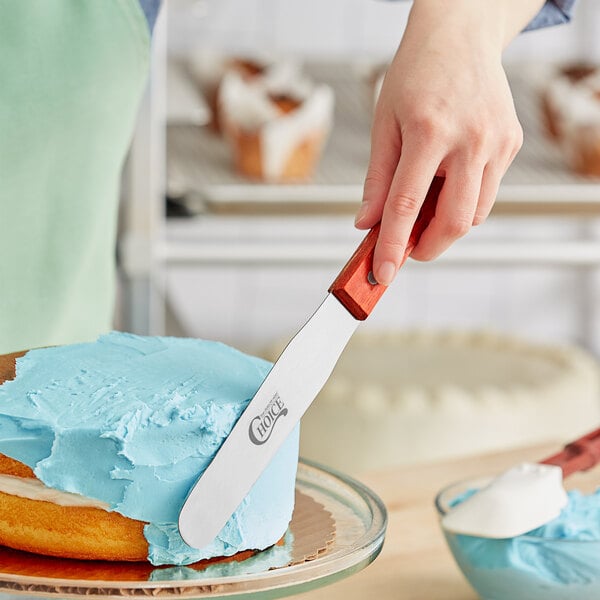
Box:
[446,489,600,599]
[149,531,293,581]
[0,332,299,566]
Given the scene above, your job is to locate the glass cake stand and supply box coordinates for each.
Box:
[0,459,387,599]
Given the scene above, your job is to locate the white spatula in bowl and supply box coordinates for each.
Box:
[442,427,600,539]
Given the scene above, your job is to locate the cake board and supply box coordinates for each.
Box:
[0,460,386,599]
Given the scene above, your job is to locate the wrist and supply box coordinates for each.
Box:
[408,0,546,51]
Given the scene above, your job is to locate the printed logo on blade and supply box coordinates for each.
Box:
[249,393,288,445]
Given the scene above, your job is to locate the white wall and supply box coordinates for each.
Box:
[168,0,600,63]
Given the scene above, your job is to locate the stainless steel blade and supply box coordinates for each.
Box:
[178,293,359,549]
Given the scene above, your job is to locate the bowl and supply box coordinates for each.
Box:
[435,476,600,600]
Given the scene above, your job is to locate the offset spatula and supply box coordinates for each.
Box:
[178,177,444,549]
[442,427,600,539]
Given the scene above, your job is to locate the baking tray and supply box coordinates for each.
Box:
[0,459,386,599]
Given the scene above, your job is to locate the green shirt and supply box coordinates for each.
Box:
[0,0,150,354]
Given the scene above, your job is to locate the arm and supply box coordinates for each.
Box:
[357,0,552,285]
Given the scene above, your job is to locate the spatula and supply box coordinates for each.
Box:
[178,177,444,549]
[442,427,600,539]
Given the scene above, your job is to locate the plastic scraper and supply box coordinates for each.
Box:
[178,177,444,549]
[442,427,600,538]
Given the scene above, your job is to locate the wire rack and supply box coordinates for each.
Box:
[166,62,600,215]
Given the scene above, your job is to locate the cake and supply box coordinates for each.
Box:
[273,330,600,474]
[218,66,334,181]
[0,333,300,565]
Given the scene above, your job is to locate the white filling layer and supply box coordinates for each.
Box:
[0,474,110,510]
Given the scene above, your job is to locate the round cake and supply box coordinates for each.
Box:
[0,333,300,565]
[278,330,600,474]
[218,67,334,182]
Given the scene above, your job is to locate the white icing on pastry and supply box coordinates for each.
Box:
[544,68,600,172]
[219,68,334,180]
[219,72,280,129]
[554,76,600,168]
[188,52,300,90]
[545,70,600,130]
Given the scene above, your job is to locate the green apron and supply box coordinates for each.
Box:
[0,0,150,354]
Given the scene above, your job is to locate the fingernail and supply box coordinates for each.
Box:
[377,261,397,286]
[354,203,369,227]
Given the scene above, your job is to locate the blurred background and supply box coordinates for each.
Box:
[118,0,600,475]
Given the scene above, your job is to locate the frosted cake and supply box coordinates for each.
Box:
[0,332,299,566]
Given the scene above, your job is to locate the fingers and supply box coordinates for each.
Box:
[472,162,502,226]
[410,133,522,261]
[372,134,444,284]
[355,110,401,231]
[473,126,523,226]
[409,160,484,262]
[373,122,523,274]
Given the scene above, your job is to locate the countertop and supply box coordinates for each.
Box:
[296,442,559,600]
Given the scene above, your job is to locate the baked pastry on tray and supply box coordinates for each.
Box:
[541,63,598,140]
[541,63,600,176]
[0,333,299,565]
[558,72,600,177]
[218,65,334,182]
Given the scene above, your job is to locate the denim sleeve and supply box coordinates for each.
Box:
[138,0,162,33]
[524,0,576,30]
[382,0,576,32]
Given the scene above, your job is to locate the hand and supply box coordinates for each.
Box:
[356,0,544,285]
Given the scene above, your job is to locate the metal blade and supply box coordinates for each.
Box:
[178,293,359,549]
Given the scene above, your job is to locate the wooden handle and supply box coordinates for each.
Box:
[329,176,443,320]
[541,427,600,478]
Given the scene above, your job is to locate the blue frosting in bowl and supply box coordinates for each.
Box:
[443,487,600,599]
[0,332,299,566]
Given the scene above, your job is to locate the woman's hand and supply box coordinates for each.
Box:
[356,0,545,285]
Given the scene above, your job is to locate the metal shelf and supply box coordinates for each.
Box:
[166,62,600,216]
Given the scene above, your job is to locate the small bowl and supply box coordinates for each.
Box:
[436,476,600,600]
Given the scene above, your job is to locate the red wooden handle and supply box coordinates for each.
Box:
[329,176,444,320]
[541,427,600,478]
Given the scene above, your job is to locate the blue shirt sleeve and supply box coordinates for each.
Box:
[524,0,576,31]
[138,0,162,33]
[383,0,576,32]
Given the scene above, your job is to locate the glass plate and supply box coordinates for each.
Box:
[0,459,387,599]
